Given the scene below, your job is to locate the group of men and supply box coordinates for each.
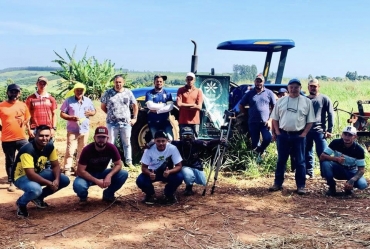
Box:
[239,74,367,195]
[0,72,212,218]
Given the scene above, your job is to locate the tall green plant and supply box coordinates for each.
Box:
[50,47,125,99]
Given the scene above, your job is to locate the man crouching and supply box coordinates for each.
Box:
[136,130,183,205]
[12,125,70,218]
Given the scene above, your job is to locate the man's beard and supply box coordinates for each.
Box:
[7,95,18,101]
[95,142,106,148]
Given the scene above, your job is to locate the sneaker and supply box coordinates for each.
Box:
[184,185,194,196]
[268,184,283,192]
[7,182,16,192]
[102,196,121,204]
[31,198,49,209]
[326,186,337,196]
[160,195,177,205]
[79,198,88,206]
[142,195,156,205]
[17,204,29,218]
[297,187,306,195]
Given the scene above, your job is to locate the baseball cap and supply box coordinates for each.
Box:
[186,72,196,79]
[342,126,357,135]
[181,127,194,136]
[94,126,109,137]
[7,84,21,92]
[154,74,167,81]
[37,76,48,84]
[255,73,265,81]
[278,88,287,93]
[308,79,319,85]
[154,130,168,139]
[288,78,301,85]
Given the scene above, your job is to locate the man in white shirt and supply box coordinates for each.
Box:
[136,130,183,205]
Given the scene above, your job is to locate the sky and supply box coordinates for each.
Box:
[0,0,369,78]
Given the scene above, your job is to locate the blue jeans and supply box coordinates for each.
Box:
[107,122,132,163]
[2,139,28,182]
[274,133,306,188]
[14,169,70,206]
[136,171,184,197]
[321,161,368,189]
[73,169,128,200]
[305,131,327,176]
[149,120,174,140]
[182,166,206,186]
[248,122,272,154]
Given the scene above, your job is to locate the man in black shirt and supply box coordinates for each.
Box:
[320,126,367,196]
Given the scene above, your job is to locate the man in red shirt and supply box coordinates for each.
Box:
[176,72,203,137]
[26,76,58,140]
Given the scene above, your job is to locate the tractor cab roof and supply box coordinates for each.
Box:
[217,39,295,52]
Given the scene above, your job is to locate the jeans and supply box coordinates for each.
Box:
[136,171,183,197]
[64,131,89,171]
[2,139,28,182]
[149,120,174,141]
[305,131,327,176]
[321,161,368,190]
[179,124,199,138]
[73,169,128,200]
[248,122,272,153]
[14,169,70,206]
[182,166,206,186]
[107,122,132,163]
[274,133,306,188]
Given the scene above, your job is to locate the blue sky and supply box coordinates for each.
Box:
[0,0,369,78]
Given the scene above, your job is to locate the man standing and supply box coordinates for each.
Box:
[172,127,222,196]
[60,83,96,176]
[145,75,174,139]
[25,76,58,140]
[269,79,315,195]
[73,126,128,204]
[239,74,276,156]
[305,79,334,178]
[101,75,138,167]
[176,72,203,137]
[12,125,70,218]
[320,126,367,196]
[136,130,183,205]
[0,84,31,192]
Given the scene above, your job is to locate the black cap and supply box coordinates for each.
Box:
[154,130,168,139]
[7,84,21,91]
[181,127,194,136]
[154,74,167,81]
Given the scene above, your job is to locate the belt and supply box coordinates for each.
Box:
[279,129,304,135]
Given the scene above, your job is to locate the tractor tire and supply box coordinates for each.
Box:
[131,111,179,162]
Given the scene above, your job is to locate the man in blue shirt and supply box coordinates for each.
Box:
[145,75,174,140]
[239,74,276,156]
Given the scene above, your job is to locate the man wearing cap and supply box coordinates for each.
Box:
[73,126,128,204]
[320,126,367,196]
[305,79,334,178]
[239,73,276,157]
[277,88,288,99]
[145,75,174,139]
[101,75,138,167]
[26,76,58,140]
[269,78,315,195]
[60,83,96,176]
[176,72,203,137]
[136,130,183,205]
[0,84,31,192]
[172,127,223,196]
[12,125,70,218]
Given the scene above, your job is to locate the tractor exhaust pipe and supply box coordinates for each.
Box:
[190,40,198,74]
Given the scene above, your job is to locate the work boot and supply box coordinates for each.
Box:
[7,182,16,192]
[184,185,194,196]
[325,186,337,196]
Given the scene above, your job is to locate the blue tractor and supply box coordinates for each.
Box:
[130,39,295,156]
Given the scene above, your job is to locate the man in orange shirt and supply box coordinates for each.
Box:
[0,84,31,192]
[176,72,203,137]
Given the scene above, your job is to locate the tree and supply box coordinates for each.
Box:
[345,71,357,81]
[51,47,125,99]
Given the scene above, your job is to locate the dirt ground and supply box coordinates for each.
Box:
[2,110,370,249]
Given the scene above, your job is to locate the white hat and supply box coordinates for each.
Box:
[186,72,196,79]
[342,126,357,135]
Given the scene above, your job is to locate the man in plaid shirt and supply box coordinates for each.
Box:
[25,76,58,140]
